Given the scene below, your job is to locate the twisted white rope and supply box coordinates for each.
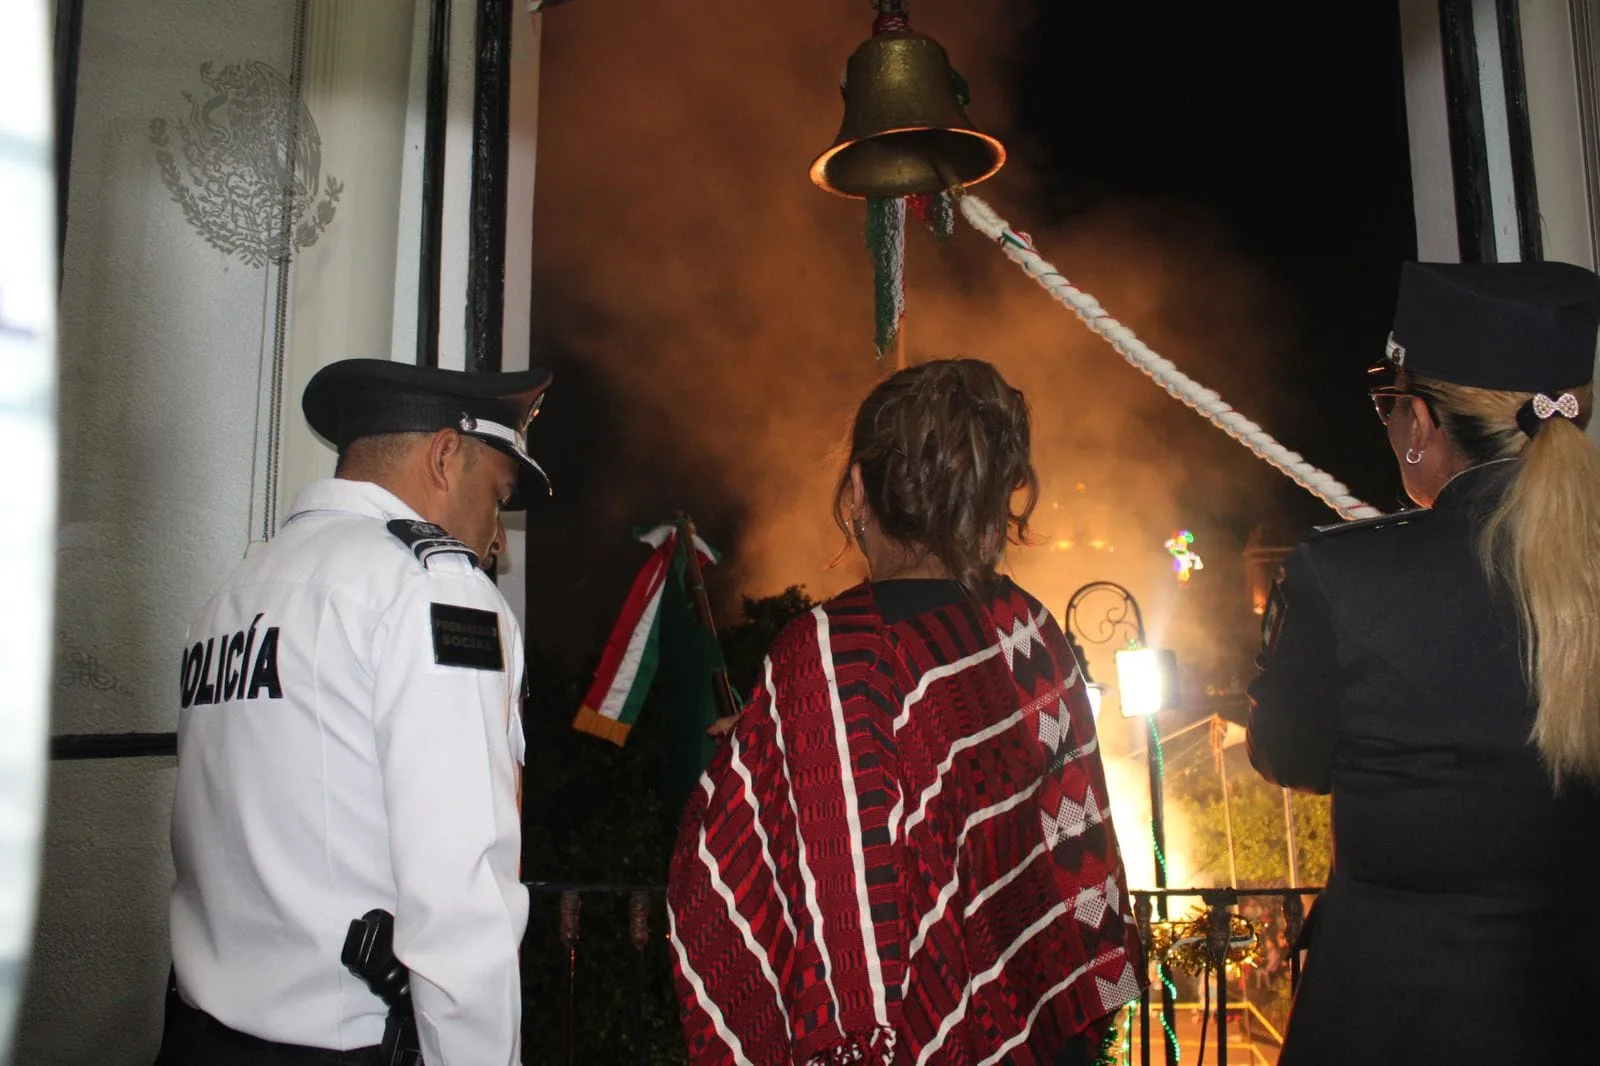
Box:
[957,193,1380,521]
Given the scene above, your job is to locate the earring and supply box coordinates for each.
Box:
[1404,448,1424,466]
[850,510,867,539]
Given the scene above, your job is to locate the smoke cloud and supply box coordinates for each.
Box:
[526,0,1326,709]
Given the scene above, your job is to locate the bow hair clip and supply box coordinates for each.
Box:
[1517,391,1582,438]
[1531,392,1580,420]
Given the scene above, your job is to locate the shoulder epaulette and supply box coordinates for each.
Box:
[386,519,479,569]
[1309,508,1424,540]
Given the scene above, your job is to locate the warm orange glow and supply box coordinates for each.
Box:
[809,125,1008,200]
[534,0,1310,880]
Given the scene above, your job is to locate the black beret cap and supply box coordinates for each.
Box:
[1379,261,1600,392]
[302,359,552,510]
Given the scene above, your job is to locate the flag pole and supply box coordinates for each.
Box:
[675,513,741,721]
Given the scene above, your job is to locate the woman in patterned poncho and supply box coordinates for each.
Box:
[668,359,1144,1065]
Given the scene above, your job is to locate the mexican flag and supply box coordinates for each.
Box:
[572,523,720,746]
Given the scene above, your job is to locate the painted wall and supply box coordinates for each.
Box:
[21,2,302,1059]
[20,2,543,1061]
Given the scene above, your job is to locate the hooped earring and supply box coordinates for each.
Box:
[1404,448,1424,466]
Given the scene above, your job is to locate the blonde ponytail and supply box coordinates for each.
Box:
[1487,410,1600,784]
[1415,378,1600,785]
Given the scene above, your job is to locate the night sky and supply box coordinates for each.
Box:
[1010,5,1418,511]
[522,2,1418,673]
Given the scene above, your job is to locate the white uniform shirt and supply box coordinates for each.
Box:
[170,478,529,1065]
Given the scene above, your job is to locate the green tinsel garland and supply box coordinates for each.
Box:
[909,191,955,241]
[1089,1004,1132,1066]
[866,196,906,360]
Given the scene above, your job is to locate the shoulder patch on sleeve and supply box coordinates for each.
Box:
[430,603,504,670]
[387,519,479,569]
[1309,509,1423,540]
[1262,573,1287,654]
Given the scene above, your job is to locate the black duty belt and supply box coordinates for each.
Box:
[157,990,383,1066]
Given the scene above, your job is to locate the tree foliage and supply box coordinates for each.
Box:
[1166,739,1332,890]
[1156,726,1332,1032]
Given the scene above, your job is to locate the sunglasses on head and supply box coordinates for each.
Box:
[1369,386,1439,427]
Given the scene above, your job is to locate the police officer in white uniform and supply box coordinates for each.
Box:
[155,359,550,1065]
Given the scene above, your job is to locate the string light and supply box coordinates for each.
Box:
[1165,530,1203,584]
[1092,1004,1130,1066]
[1092,1003,1141,1066]
[1149,725,1181,1064]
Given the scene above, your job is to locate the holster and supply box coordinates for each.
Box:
[377,1008,423,1066]
[342,910,424,1066]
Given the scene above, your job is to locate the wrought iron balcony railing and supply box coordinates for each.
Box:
[523,881,1321,1066]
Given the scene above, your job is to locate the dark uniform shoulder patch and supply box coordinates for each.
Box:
[430,603,504,670]
[387,519,479,569]
[1309,509,1423,540]
[1262,576,1287,654]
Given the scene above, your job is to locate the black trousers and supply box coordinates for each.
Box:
[154,974,381,1066]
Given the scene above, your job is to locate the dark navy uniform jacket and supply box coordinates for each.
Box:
[1248,461,1600,1066]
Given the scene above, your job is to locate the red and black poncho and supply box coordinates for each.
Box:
[668,578,1144,1065]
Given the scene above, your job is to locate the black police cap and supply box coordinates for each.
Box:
[302,358,553,510]
[1377,261,1600,392]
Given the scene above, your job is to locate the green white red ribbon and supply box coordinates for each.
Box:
[572,524,718,745]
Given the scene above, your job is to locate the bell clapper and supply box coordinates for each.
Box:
[927,154,966,201]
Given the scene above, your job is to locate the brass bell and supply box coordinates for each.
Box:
[810,31,1005,199]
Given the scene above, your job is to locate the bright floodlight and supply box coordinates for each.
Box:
[1115,648,1177,718]
[1084,683,1105,720]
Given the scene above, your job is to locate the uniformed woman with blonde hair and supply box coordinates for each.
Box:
[1248,261,1600,1066]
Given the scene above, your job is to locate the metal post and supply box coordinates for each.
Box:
[415,0,451,368]
[1065,582,1171,1065]
[1148,720,1177,1066]
[466,0,512,373]
[1216,726,1238,889]
[1208,904,1231,1066]
[559,890,581,1066]
[1282,788,1300,887]
[1140,988,1152,1066]
[1148,719,1167,902]
[629,891,650,1036]
[1282,891,1306,996]
[1135,894,1153,1066]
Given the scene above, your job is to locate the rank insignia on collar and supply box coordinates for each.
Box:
[387,519,479,569]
